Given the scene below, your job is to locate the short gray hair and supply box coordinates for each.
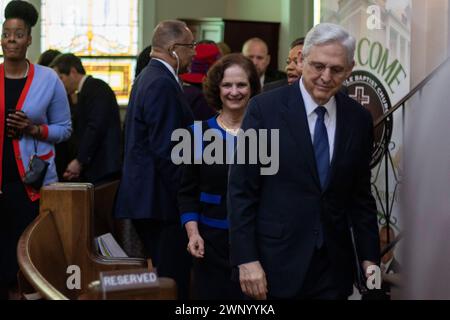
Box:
[151,20,189,49]
[302,23,356,65]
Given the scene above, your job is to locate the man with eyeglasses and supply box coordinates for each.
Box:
[114,20,195,299]
[228,23,380,300]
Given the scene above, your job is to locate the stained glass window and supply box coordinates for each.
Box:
[41,0,139,105]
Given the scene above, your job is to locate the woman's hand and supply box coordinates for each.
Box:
[187,233,205,258]
[7,111,40,137]
[185,221,205,258]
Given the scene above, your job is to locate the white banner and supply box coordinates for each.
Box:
[319,0,412,235]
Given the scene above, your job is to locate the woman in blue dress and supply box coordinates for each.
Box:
[178,53,260,299]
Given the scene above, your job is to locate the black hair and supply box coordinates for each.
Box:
[290,37,305,49]
[37,49,61,67]
[135,45,152,77]
[49,53,86,75]
[4,1,39,34]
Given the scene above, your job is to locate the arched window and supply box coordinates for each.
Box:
[41,0,139,105]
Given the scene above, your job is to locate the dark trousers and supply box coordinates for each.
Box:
[192,251,244,300]
[191,226,244,300]
[0,181,39,290]
[268,247,347,300]
[133,219,192,300]
[295,247,346,300]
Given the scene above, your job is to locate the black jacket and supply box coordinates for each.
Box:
[75,76,122,183]
[264,69,286,85]
[228,84,380,298]
[263,78,288,92]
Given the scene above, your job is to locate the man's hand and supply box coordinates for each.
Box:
[238,261,268,300]
[63,159,82,181]
[185,221,204,258]
[362,260,377,278]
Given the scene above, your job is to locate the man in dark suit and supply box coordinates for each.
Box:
[242,37,286,88]
[51,54,122,184]
[228,23,380,300]
[114,20,195,299]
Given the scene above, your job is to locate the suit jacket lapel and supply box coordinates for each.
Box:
[281,84,321,190]
[325,93,354,190]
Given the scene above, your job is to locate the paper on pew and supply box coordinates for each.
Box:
[96,233,128,258]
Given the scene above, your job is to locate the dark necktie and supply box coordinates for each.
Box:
[313,106,329,248]
[313,106,330,189]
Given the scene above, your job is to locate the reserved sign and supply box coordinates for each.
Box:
[100,269,160,293]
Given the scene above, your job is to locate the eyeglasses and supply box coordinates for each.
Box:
[173,41,197,49]
[305,60,347,77]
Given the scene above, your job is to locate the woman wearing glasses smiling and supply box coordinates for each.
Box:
[0,1,71,299]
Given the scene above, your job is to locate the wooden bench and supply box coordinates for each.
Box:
[17,182,177,300]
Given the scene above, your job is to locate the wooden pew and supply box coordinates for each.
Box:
[17,182,177,300]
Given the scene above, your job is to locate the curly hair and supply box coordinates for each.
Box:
[203,53,260,110]
[4,1,39,34]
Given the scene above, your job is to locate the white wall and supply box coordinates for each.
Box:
[155,0,226,22]
[27,0,41,62]
[279,0,314,72]
[224,0,282,22]
[411,0,450,87]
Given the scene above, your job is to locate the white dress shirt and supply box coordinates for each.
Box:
[77,74,88,93]
[260,74,265,88]
[299,77,336,163]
